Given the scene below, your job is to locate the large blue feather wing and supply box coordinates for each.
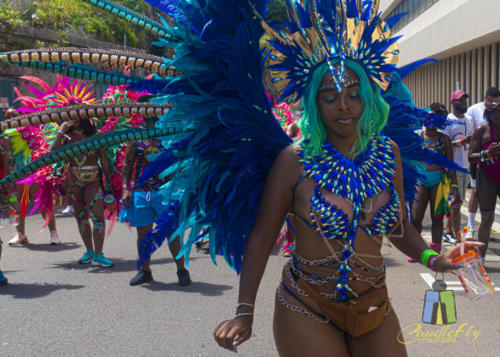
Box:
[131,0,291,273]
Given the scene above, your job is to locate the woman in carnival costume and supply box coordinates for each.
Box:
[0,0,481,353]
[51,113,115,267]
[0,118,13,285]
[114,0,481,355]
[48,81,149,267]
[0,74,151,266]
[3,76,108,248]
[409,103,460,259]
[469,94,500,262]
[1,106,60,245]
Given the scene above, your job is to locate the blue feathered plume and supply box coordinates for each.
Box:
[132,0,291,272]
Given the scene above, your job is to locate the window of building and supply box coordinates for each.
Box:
[386,0,440,33]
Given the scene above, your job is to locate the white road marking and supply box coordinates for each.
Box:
[460,191,500,234]
[420,273,500,292]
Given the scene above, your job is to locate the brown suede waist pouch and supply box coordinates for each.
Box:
[296,277,388,337]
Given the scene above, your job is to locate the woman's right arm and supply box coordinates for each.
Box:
[51,122,73,151]
[214,146,299,352]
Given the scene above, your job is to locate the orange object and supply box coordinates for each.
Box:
[8,206,18,225]
[454,227,468,243]
[452,250,477,265]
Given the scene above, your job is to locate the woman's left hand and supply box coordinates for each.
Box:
[488,143,500,156]
[432,242,484,272]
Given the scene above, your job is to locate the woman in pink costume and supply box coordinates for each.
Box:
[469,92,500,261]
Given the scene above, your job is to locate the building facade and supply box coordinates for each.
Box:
[380,0,500,108]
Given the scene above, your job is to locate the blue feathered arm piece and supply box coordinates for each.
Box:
[382,72,468,211]
[132,0,291,273]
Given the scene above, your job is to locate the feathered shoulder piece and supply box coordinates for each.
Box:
[131,0,292,272]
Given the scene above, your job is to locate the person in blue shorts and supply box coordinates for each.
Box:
[120,136,191,286]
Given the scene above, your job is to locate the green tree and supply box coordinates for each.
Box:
[0,0,26,31]
[31,0,154,49]
[267,0,287,22]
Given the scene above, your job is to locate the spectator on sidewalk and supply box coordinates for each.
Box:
[469,95,500,263]
[465,87,500,239]
[440,91,474,243]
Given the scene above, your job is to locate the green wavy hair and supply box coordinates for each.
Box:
[297,59,390,157]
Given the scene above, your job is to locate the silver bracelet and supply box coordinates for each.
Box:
[234,312,253,318]
[236,302,254,309]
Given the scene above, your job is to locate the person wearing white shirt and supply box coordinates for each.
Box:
[440,91,473,243]
[464,87,500,239]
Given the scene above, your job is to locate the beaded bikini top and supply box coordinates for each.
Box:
[423,133,446,155]
[296,135,401,300]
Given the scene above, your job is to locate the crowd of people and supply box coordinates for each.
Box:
[405,87,500,263]
[2,89,495,278]
[0,103,192,287]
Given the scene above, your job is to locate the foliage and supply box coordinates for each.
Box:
[31,0,153,49]
[31,0,80,30]
[267,0,287,23]
[0,1,28,50]
[0,0,26,31]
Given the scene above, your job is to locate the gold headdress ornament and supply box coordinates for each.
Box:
[258,0,401,101]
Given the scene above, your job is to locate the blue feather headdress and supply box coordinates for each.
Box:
[260,0,404,102]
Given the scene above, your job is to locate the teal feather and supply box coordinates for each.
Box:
[81,0,177,42]
[9,61,143,85]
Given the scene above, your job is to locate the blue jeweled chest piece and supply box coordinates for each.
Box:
[298,136,396,300]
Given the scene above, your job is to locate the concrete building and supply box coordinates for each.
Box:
[380,0,500,109]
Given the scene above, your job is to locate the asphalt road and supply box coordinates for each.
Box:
[1,194,499,357]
